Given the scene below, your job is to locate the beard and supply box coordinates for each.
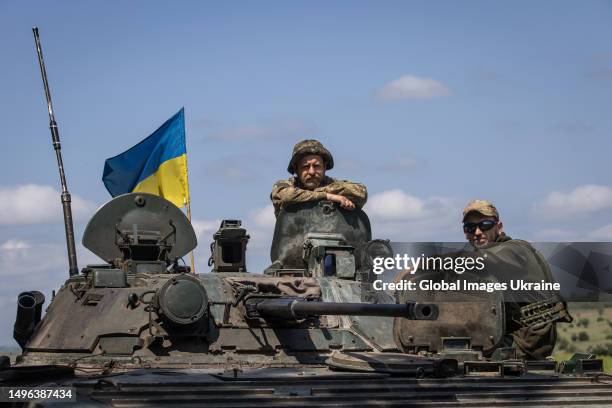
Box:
[300,176,322,190]
[471,239,490,249]
[470,233,497,249]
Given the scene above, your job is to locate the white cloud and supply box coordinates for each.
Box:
[1,243,80,286]
[207,120,314,141]
[0,184,95,225]
[191,219,221,242]
[0,241,100,279]
[0,239,30,250]
[376,75,451,101]
[0,239,32,263]
[366,190,426,220]
[249,205,276,229]
[365,189,460,240]
[244,205,277,260]
[533,185,612,219]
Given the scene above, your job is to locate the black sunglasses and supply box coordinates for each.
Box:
[463,220,497,234]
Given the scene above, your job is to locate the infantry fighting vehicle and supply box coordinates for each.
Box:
[4,27,610,407]
[3,193,612,407]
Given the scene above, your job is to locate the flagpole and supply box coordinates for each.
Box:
[182,108,196,274]
[186,201,196,274]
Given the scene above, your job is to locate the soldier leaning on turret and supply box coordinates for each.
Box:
[462,199,572,360]
[270,139,367,216]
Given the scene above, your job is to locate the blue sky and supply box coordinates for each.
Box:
[0,1,611,345]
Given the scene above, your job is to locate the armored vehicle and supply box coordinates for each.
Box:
[5,27,610,406]
[3,193,612,407]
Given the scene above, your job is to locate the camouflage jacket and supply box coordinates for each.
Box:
[270,176,368,216]
[477,235,571,360]
[395,235,571,360]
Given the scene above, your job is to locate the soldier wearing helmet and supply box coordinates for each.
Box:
[270,139,367,216]
[462,199,572,360]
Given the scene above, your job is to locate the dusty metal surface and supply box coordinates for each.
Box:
[270,201,372,270]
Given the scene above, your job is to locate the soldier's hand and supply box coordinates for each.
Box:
[326,193,356,210]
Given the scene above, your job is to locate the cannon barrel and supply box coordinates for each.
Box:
[13,291,45,348]
[253,298,438,320]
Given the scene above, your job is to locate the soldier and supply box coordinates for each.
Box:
[462,199,572,359]
[271,139,367,216]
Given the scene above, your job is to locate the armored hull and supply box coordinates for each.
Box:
[3,193,610,406]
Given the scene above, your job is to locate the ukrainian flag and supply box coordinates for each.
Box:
[102,108,190,208]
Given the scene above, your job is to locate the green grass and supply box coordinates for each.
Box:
[553,304,612,373]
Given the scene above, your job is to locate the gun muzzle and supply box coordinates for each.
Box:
[14,291,45,348]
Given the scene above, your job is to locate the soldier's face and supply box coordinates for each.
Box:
[464,213,504,249]
[298,154,325,190]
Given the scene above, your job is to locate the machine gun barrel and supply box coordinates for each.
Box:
[253,298,438,320]
[32,27,79,277]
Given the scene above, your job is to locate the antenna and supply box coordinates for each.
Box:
[32,27,79,277]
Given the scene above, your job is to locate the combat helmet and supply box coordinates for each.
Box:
[287,139,334,174]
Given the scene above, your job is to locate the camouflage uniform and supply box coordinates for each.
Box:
[271,139,368,216]
[462,200,572,360]
[476,234,571,359]
[271,176,368,216]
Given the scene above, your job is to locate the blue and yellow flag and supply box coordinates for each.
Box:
[102,108,190,207]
